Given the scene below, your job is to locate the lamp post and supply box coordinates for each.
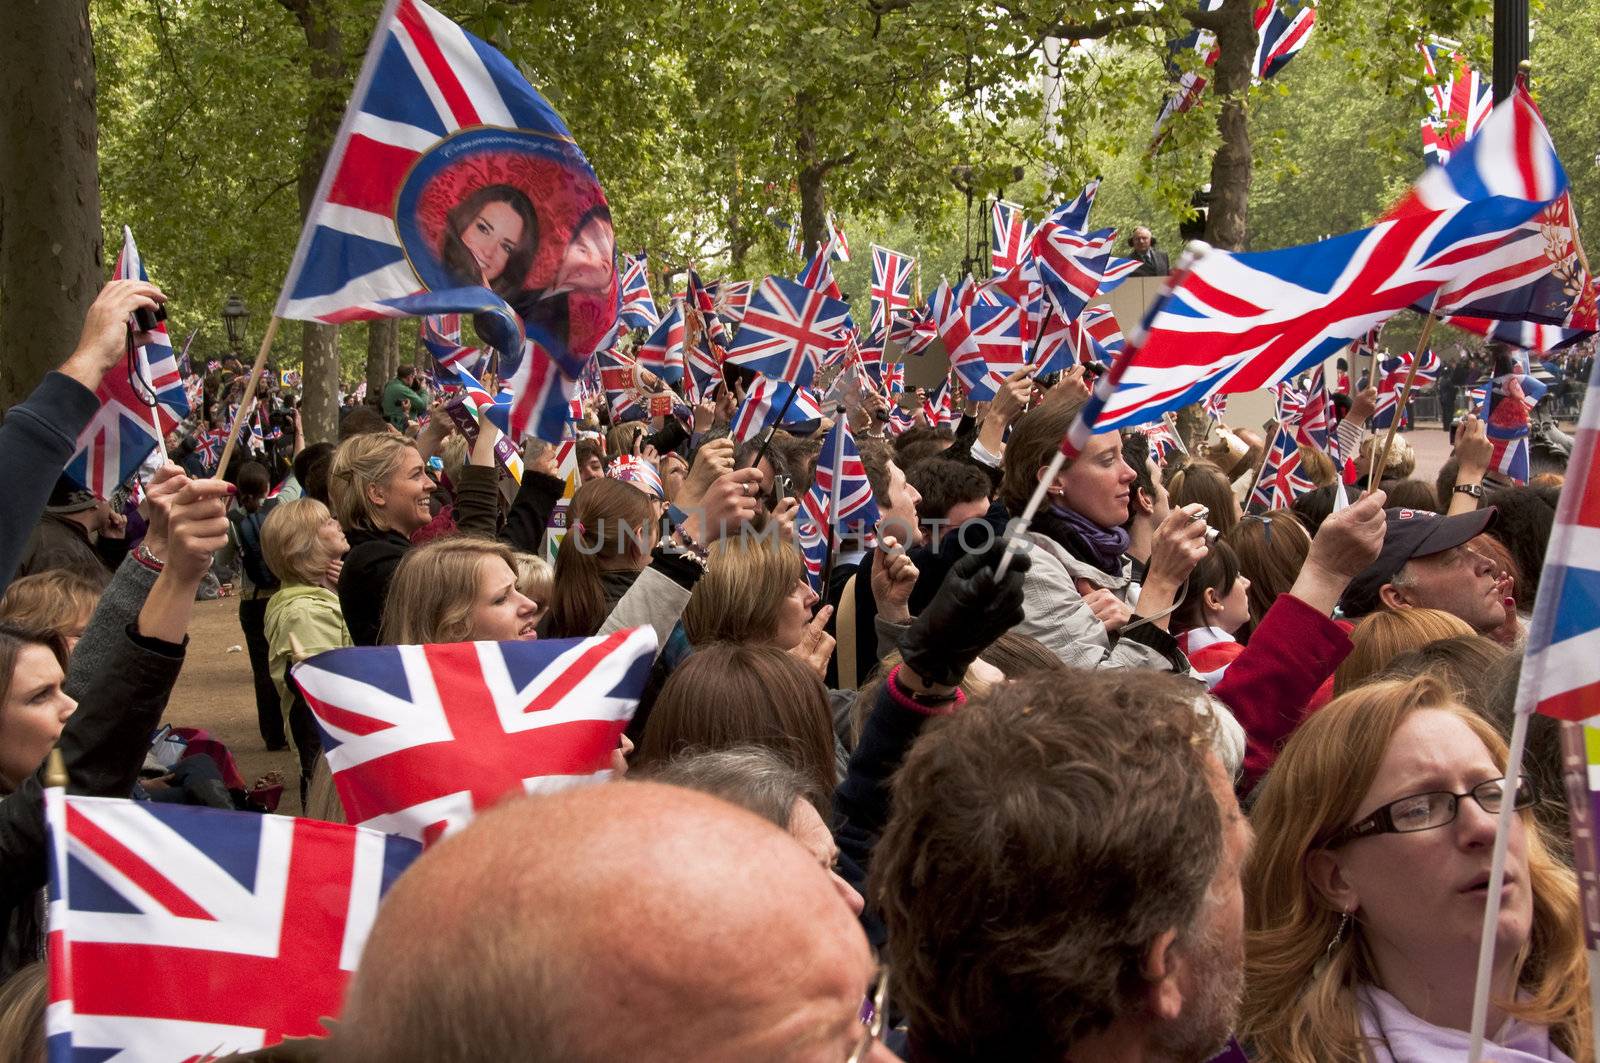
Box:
[221,294,249,356]
[1492,0,1529,101]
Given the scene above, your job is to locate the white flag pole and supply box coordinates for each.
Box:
[1466,708,1531,1061]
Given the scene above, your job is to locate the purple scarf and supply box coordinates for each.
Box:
[1040,503,1132,575]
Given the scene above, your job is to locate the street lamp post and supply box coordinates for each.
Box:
[221,294,250,356]
[1492,0,1529,102]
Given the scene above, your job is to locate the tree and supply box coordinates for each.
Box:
[0,0,104,409]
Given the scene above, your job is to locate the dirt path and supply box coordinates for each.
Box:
[168,597,304,817]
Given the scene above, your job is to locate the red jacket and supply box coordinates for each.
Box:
[1212,594,1354,791]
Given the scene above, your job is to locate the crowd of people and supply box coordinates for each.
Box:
[0,277,1591,1062]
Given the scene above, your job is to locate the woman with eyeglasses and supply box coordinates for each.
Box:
[1241,673,1588,1062]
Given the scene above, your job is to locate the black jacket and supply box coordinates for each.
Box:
[0,622,186,981]
[0,372,104,594]
[338,527,414,647]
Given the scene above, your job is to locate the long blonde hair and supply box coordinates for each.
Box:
[379,537,517,645]
[329,433,414,531]
[682,537,805,647]
[1242,675,1590,1063]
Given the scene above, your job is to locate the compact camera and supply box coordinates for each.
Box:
[132,303,167,333]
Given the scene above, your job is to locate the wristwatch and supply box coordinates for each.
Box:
[1453,482,1486,499]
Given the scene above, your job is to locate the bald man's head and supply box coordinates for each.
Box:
[331,782,877,1063]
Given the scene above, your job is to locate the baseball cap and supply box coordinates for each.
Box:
[1338,507,1498,618]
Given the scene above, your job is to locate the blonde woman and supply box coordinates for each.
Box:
[682,537,828,660]
[1242,674,1589,1062]
[330,432,438,646]
[262,497,351,802]
[1332,608,1477,696]
[0,570,100,653]
[378,537,538,645]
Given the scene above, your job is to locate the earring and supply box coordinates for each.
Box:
[1312,909,1352,979]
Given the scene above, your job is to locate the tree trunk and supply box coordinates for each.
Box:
[300,321,341,445]
[795,100,830,260]
[366,318,397,399]
[0,0,103,409]
[1204,0,1257,252]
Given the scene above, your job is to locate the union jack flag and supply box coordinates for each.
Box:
[1517,350,1600,719]
[991,200,1032,276]
[1254,0,1316,80]
[419,313,490,379]
[293,628,656,845]
[923,377,955,428]
[1372,349,1441,429]
[1418,38,1492,167]
[598,346,645,421]
[274,0,610,378]
[437,367,526,482]
[44,792,419,1060]
[945,304,1026,401]
[890,306,938,358]
[66,227,191,500]
[729,376,824,443]
[1449,314,1591,354]
[828,213,852,262]
[606,455,663,499]
[886,403,917,436]
[796,238,844,299]
[1050,179,1100,234]
[1153,1,1312,148]
[1204,393,1229,422]
[725,275,850,389]
[618,253,660,331]
[189,428,223,471]
[684,268,728,351]
[1416,192,1597,333]
[1486,359,1533,484]
[1036,305,1124,373]
[1033,225,1123,321]
[707,279,753,329]
[1249,424,1315,511]
[1140,418,1188,466]
[638,300,685,380]
[798,417,880,589]
[1083,86,1565,439]
[870,245,916,335]
[1295,365,1332,451]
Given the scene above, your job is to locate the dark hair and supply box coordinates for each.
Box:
[339,406,390,440]
[1290,483,1338,536]
[1435,457,1461,510]
[637,644,837,815]
[0,624,70,791]
[872,671,1223,1058]
[999,397,1087,514]
[1222,510,1311,643]
[575,438,604,469]
[236,460,271,504]
[1166,461,1239,535]
[1486,485,1559,609]
[905,457,990,523]
[294,441,336,506]
[855,438,897,506]
[644,745,824,826]
[893,426,956,470]
[442,184,540,300]
[1172,538,1242,633]
[1384,478,1439,513]
[1119,431,1158,525]
[543,479,657,639]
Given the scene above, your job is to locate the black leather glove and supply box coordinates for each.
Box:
[899,543,1030,687]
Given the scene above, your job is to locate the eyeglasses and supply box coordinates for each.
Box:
[1242,513,1273,542]
[1327,776,1536,848]
[847,966,891,1063]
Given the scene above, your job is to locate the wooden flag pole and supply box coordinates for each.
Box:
[1367,305,1441,489]
[213,316,283,480]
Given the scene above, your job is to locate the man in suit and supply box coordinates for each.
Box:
[1129,226,1170,277]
